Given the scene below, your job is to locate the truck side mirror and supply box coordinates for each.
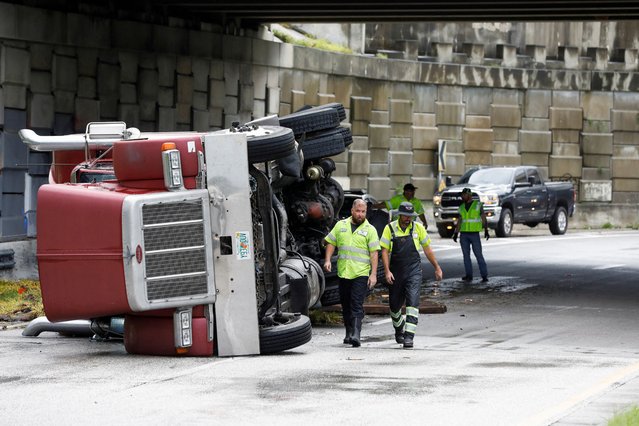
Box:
[528,176,536,185]
[445,176,452,186]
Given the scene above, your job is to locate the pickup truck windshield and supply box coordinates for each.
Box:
[468,168,514,185]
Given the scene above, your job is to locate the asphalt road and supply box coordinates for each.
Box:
[1,228,638,425]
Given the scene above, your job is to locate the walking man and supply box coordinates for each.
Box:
[373,183,428,228]
[452,188,489,283]
[380,202,443,348]
[324,199,380,347]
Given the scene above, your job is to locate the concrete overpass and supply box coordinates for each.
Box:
[4,0,639,26]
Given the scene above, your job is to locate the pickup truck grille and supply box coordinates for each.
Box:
[440,193,466,208]
[141,199,209,301]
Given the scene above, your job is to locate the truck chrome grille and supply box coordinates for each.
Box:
[146,274,209,300]
[141,199,209,302]
[440,193,464,208]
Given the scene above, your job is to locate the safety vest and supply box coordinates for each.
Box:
[459,201,483,232]
[380,220,430,253]
[325,218,380,279]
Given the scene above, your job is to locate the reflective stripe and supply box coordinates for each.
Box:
[327,232,337,242]
[338,254,370,264]
[459,200,483,232]
[340,245,369,255]
[405,322,417,333]
[368,241,380,249]
[380,237,391,246]
[406,306,419,318]
[420,237,430,246]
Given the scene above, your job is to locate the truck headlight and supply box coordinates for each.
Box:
[433,194,441,206]
[480,193,499,206]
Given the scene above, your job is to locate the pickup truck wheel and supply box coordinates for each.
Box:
[259,313,312,354]
[437,224,455,238]
[496,208,513,237]
[549,206,568,235]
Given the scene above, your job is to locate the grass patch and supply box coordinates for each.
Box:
[602,222,615,229]
[0,279,44,321]
[309,309,343,325]
[608,405,639,426]
[273,29,353,54]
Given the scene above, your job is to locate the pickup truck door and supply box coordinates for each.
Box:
[512,169,532,221]
[526,169,548,221]
[513,168,548,222]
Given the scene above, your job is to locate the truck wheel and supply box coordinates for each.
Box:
[295,103,346,122]
[279,108,341,137]
[300,127,346,161]
[496,208,513,237]
[549,206,568,235]
[437,224,455,238]
[320,280,341,306]
[246,126,297,164]
[259,313,312,354]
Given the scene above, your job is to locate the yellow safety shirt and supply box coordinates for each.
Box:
[380,220,431,254]
[325,218,380,279]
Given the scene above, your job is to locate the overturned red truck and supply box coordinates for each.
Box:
[20,105,352,356]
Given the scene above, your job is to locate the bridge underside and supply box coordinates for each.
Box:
[4,1,639,26]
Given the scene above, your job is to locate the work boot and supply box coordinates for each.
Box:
[403,332,414,349]
[351,318,362,347]
[343,325,352,344]
[394,327,405,344]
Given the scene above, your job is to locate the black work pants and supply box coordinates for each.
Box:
[339,276,368,325]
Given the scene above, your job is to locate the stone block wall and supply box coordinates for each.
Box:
[1,3,639,239]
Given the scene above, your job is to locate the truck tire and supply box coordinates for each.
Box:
[549,206,568,235]
[279,108,341,137]
[259,313,312,354]
[320,281,341,306]
[496,208,513,237]
[246,126,297,164]
[295,103,346,122]
[437,223,455,238]
[300,127,346,161]
[338,126,353,147]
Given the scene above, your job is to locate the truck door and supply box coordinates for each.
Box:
[526,168,548,221]
[512,168,531,221]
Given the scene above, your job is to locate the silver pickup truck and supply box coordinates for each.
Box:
[433,166,576,238]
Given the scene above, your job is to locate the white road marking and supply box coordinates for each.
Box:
[370,318,392,326]
[592,264,626,270]
[517,360,639,426]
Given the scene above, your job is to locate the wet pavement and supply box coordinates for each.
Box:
[1,229,638,425]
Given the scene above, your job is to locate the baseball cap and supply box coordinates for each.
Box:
[403,183,417,191]
[461,187,473,195]
[397,202,418,217]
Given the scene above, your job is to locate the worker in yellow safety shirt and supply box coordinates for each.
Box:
[453,187,489,283]
[373,183,428,228]
[380,202,443,348]
[324,199,380,347]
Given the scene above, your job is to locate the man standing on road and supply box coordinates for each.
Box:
[373,183,428,228]
[324,199,380,347]
[453,188,489,283]
[380,202,443,348]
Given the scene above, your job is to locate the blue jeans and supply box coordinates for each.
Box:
[460,232,488,279]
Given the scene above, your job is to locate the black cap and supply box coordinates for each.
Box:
[461,187,473,195]
[403,183,417,191]
[397,202,418,217]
